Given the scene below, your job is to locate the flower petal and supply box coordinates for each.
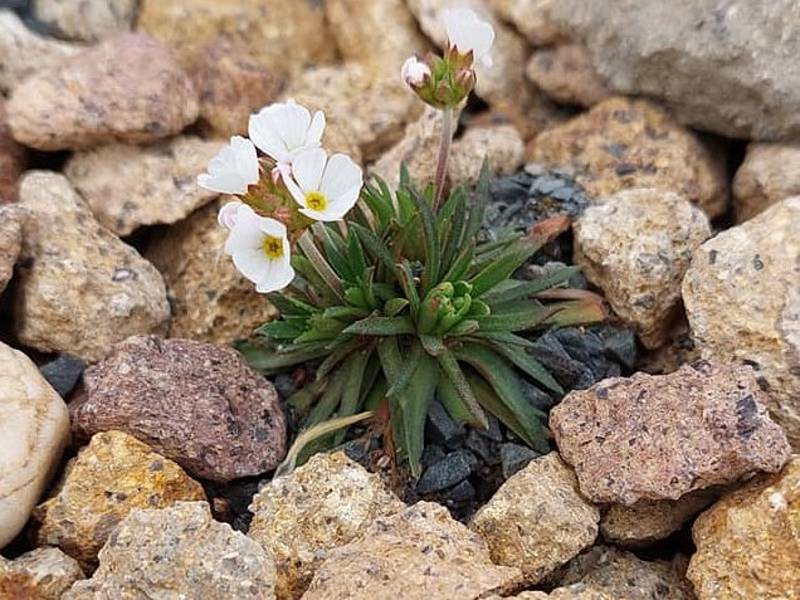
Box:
[306,110,326,147]
[249,110,290,162]
[230,136,259,185]
[319,153,363,204]
[292,148,328,195]
[255,256,295,293]
[217,201,243,230]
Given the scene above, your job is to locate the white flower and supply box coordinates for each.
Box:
[217,200,243,230]
[284,148,363,222]
[401,56,431,87]
[197,136,259,195]
[443,7,495,67]
[248,100,326,169]
[224,204,295,293]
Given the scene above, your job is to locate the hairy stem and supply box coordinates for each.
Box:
[433,107,453,212]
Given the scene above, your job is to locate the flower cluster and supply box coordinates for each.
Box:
[197,100,363,293]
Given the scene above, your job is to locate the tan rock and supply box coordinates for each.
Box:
[0,99,26,203]
[0,205,21,294]
[12,171,170,362]
[7,34,198,151]
[733,142,800,222]
[573,188,711,349]
[487,0,567,45]
[145,198,277,345]
[526,44,611,107]
[33,0,137,42]
[248,452,404,599]
[64,501,276,599]
[64,136,222,236]
[0,547,83,599]
[0,10,82,94]
[0,342,69,549]
[137,0,335,75]
[682,197,800,448]
[470,452,599,585]
[531,97,729,217]
[188,39,286,138]
[488,585,615,600]
[449,124,525,187]
[302,501,522,599]
[687,456,800,600]
[551,362,791,504]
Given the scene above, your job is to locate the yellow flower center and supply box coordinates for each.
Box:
[306,191,328,212]
[262,235,284,259]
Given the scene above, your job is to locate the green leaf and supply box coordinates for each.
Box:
[483,267,581,305]
[258,319,305,341]
[419,334,445,356]
[298,232,345,301]
[236,340,331,375]
[441,240,475,283]
[463,160,490,242]
[383,297,410,317]
[293,316,346,343]
[334,349,372,443]
[540,298,607,328]
[266,293,316,317]
[398,351,438,477]
[343,316,416,336]
[304,366,347,427]
[312,222,355,282]
[409,188,440,294]
[351,223,398,278]
[322,305,370,321]
[291,255,339,305]
[437,349,488,428]
[315,337,367,381]
[287,377,327,412]
[347,228,368,276]
[397,261,421,316]
[386,338,423,398]
[465,372,539,449]
[468,239,539,297]
[437,375,481,426]
[477,338,563,395]
[475,300,557,332]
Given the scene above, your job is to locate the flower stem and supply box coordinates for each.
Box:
[433,107,453,212]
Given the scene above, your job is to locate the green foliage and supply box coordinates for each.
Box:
[240,165,605,477]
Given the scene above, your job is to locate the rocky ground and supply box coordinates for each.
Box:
[1,1,799,599]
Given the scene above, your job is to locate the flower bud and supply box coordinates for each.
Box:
[401,56,432,88]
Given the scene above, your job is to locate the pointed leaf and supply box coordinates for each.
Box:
[483,266,581,305]
[343,316,415,336]
[436,349,489,428]
[409,188,440,294]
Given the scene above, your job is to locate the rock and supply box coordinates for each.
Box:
[489,585,617,599]
[0,10,81,94]
[526,44,611,108]
[137,0,335,75]
[63,501,276,599]
[487,0,567,45]
[39,354,86,399]
[33,0,137,42]
[557,546,695,600]
[64,136,222,236]
[0,205,21,294]
[551,361,791,504]
[470,452,599,584]
[302,501,522,600]
[417,450,477,494]
[687,456,800,600]
[733,142,800,223]
[71,335,287,483]
[7,34,198,151]
[573,188,711,349]
[426,400,466,449]
[0,99,26,203]
[600,489,718,547]
[449,124,525,187]
[499,443,538,479]
[248,452,404,599]
[11,172,170,362]
[549,0,800,140]
[145,198,278,344]
[0,342,69,548]
[188,39,286,138]
[530,97,729,218]
[33,430,205,570]
[682,198,800,448]
[0,547,84,600]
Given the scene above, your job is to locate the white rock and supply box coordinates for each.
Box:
[33,0,137,42]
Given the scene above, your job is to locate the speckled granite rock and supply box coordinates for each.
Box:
[0,10,81,94]
[248,452,405,599]
[145,198,278,344]
[64,136,222,236]
[302,501,522,599]
[733,142,800,222]
[487,0,567,45]
[0,547,83,600]
[557,546,695,600]
[33,431,205,570]
[551,361,791,504]
[0,99,26,203]
[11,172,170,362]
[682,197,800,449]
[33,0,137,42]
[470,452,599,584]
[7,34,198,151]
[488,585,617,599]
[0,205,21,294]
[526,44,610,108]
[0,342,69,549]
[530,97,728,218]
[687,456,799,600]
[71,335,286,483]
[573,188,711,349]
[449,124,525,188]
[63,502,276,599]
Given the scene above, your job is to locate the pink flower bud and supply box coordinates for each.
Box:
[401,56,432,88]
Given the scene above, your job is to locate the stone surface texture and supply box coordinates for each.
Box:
[71,335,287,483]
[248,452,405,599]
[64,136,222,235]
[470,452,599,585]
[0,205,21,294]
[449,124,526,188]
[682,197,800,449]
[551,361,792,504]
[0,547,83,600]
[687,456,800,600]
[526,44,611,108]
[12,172,170,362]
[0,342,69,549]
[549,0,800,140]
[7,34,198,151]
[573,188,711,349]
[487,0,567,45]
[33,0,137,42]
[63,502,277,600]
[0,99,26,203]
[33,430,205,570]
[530,97,729,218]
[302,501,522,600]
[145,198,278,344]
[733,142,800,223]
